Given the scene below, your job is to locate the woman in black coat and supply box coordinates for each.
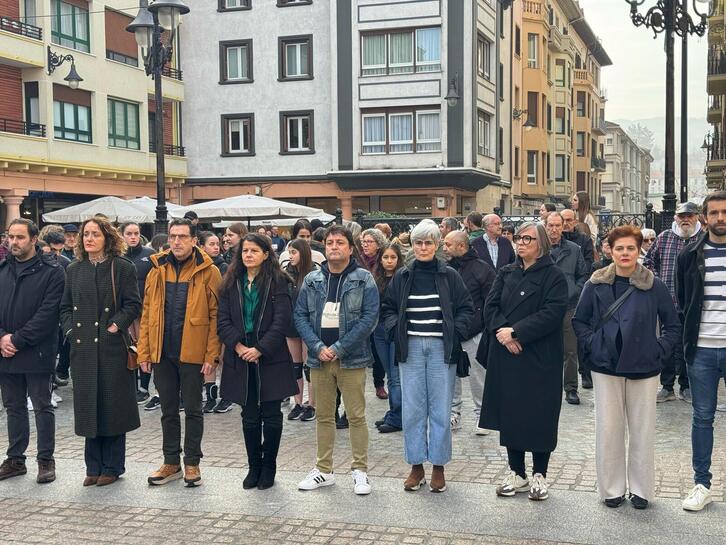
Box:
[217,234,297,491]
[479,221,568,502]
[59,217,141,487]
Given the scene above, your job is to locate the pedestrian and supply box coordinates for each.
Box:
[294,225,379,495]
[137,218,222,488]
[677,192,726,511]
[464,212,485,242]
[372,244,404,433]
[217,234,298,490]
[546,212,589,400]
[639,228,656,263]
[0,219,65,484]
[199,231,228,276]
[183,211,200,226]
[43,231,71,269]
[270,226,286,254]
[0,231,8,261]
[573,225,680,510]
[438,217,459,239]
[374,223,393,240]
[591,238,613,273]
[539,203,556,222]
[561,209,595,270]
[279,219,326,268]
[471,214,516,272]
[381,220,474,493]
[571,192,598,245]
[284,238,318,423]
[222,222,248,263]
[59,216,142,486]
[480,221,568,501]
[501,224,516,248]
[61,224,78,261]
[442,230,495,434]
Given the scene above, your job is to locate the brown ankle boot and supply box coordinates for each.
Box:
[430,465,446,493]
[403,464,426,491]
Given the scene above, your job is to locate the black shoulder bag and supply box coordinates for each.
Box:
[594,285,636,332]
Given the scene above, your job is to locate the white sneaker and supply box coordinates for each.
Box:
[475,426,490,436]
[528,473,549,501]
[450,414,462,431]
[298,468,335,490]
[26,398,33,411]
[683,484,713,512]
[496,471,530,497]
[352,469,371,495]
[51,391,62,404]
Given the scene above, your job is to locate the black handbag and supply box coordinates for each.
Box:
[456,346,470,378]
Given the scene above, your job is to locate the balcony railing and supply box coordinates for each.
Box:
[161,65,183,81]
[707,131,726,161]
[0,16,42,40]
[592,118,607,133]
[0,117,46,137]
[708,47,726,76]
[591,157,606,171]
[709,95,722,111]
[149,141,186,156]
[523,0,544,15]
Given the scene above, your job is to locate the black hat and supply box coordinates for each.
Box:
[63,224,79,233]
[183,211,199,221]
[675,202,700,215]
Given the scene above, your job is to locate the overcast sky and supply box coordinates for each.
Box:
[578,0,709,121]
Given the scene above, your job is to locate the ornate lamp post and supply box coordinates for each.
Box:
[126,0,189,234]
[625,0,713,228]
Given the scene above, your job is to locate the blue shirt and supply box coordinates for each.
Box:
[484,235,499,266]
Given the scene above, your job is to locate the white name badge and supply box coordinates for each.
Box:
[321,301,341,329]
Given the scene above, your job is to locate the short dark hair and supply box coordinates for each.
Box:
[702,191,726,215]
[120,221,140,235]
[44,230,65,245]
[466,212,483,229]
[607,225,643,250]
[324,224,355,248]
[183,211,199,221]
[9,218,39,238]
[502,223,515,235]
[543,203,556,212]
[313,227,326,242]
[292,219,313,239]
[169,218,196,237]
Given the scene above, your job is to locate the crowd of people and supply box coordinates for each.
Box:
[1,190,726,514]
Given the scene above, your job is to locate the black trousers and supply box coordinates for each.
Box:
[0,373,55,462]
[137,368,152,392]
[507,448,551,478]
[242,365,283,429]
[371,336,385,389]
[155,357,204,466]
[660,315,689,390]
[85,434,126,477]
[55,330,71,378]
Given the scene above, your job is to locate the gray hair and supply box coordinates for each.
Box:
[411,219,441,245]
[346,221,362,240]
[640,228,656,240]
[441,217,460,231]
[483,214,501,228]
[517,221,550,258]
[360,228,388,250]
[545,211,563,225]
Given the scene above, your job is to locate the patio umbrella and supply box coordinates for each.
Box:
[170,195,326,223]
[213,212,335,229]
[42,196,154,224]
[127,196,188,216]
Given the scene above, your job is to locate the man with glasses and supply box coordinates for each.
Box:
[561,209,594,270]
[138,218,222,488]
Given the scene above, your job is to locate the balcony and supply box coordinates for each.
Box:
[523,0,547,23]
[592,118,607,136]
[548,26,563,52]
[591,157,606,171]
[708,95,723,124]
[0,117,46,137]
[149,141,186,157]
[574,69,595,88]
[0,16,44,68]
[708,47,726,95]
[162,65,183,81]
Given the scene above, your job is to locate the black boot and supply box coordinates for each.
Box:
[242,426,262,489]
[257,424,282,490]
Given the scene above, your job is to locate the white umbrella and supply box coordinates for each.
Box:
[170,195,326,222]
[42,196,154,223]
[213,212,335,229]
[127,196,188,215]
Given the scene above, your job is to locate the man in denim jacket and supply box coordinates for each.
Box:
[294,225,379,495]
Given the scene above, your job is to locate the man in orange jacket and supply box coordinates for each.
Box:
[137,218,221,488]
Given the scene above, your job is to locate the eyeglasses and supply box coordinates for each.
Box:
[168,234,192,241]
[413,240,436,247]
[644,238,655,242]
[360,239,376,245]
[513,235,536,245]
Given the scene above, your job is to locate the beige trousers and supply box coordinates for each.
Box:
[593,372,659,501]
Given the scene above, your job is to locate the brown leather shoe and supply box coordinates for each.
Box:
[184,465,202,487]
[430,465,446,493]
[83,476,99,487]
[403,464,426,491]
[37,460,56,484]
[0,458,26,481]
[148,464,182,486]
[96,474,118,487]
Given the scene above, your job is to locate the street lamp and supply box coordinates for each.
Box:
[625,0,713,229]
[47,47,84,89]
[444,74,460,108]
[127,0,189,234]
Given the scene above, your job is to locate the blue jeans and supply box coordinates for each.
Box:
[372,324,401,428]
[689,347,726,488]
[399,336,456,466]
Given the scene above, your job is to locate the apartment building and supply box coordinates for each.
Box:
[706,0,726,190]
[182,0,510,219]
[602,121,653,213]
[511,0,610,215]
[0,0,186,228]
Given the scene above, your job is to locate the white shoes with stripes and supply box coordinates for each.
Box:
[298,468,336,490]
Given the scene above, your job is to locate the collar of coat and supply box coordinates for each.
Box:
[590,263,654,290]
[150,246,213,275]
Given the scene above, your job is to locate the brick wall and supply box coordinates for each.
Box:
[0,0,20,18]
[0,66,23,121]
[148,99,175,147]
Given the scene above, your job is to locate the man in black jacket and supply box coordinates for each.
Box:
[443,231,495,434]
[562,209,594,270]
[471,214,516,271]
[0,219,65,484]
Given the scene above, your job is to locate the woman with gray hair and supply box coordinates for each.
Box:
[359,228,388,276]
[478,221,569,502]
[381,220,473,493]
[639,228,656,263]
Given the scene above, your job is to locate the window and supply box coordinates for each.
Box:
[220,40,253,83]
[577,91,586,117]
[51,0,89,53]
[514,146,520,177]
[389,113,413,153]
[555,59,565,87]
[577,132,585,156]
[362,114,386,154]
[477,35,491,79]
[527,33,538,69]
[361,27,440,76]
[416,111,440,152]
[527,92,538,128]
[361,108,440,155]
[106,50,138,67]
[477,110,491,156]
[527,151,537,184]
[515,26,521,57]
[219,0,250,10]
[105,9,138,67]
[555,154,565,182]
[277,0,312,5]
[54,101,91,142]
[555,107,565,134]
[107,99,139,150]
[279,35,313,80]
[221,114,254,156]
[280,110,314,154]
[547,103,552,132]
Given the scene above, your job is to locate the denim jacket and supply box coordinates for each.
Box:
[293,260,379,369]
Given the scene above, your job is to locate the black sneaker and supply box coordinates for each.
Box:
[630,494,648,509]
[287,404,305,420]
[336,412,349,429]
[300,406,316,421]
[213,399,233,413]
[144,395,161,411]
[0,458,26,481]
[203,397,217,413]
[54,376,68,387]
[136,390,150,405]
[605,495,625,508]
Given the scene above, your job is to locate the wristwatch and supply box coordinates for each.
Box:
[511,329,518,340]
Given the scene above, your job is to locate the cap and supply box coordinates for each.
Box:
[183,211,199,221]
[675,202,700,215]
[63,224,79,233]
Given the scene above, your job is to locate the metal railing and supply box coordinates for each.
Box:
[161,65,183,81]
[0,16,42,40]
[149,141,186,156]
[591,157,607,170]
[0,117,46,137]
[709,95,722,111]
[592,118,607,133]
[707,131,726,161]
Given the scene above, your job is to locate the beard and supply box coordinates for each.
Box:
[679,223,696,238]
[710,223,726,237]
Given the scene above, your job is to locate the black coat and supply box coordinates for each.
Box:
[60,257,141,438]
[126,244,155,301]
[381,258,473,365]
[471,236,516,271]
[479,256,568,452]
[449,249,495,340]
[0,250,65,374]
[217,273,298,404]
[563,230,594,271]
[676,232,709,364]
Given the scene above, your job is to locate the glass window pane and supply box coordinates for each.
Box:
[51,0,58,33]
[53,101,61,128]
[127,105,138,140]
[64,103,75,130]
[229,120,240,151]
[389,32,413,74]
[286,44,298,76]
[302,117,310,149]
[362,34,386,75]
[416,28,440,65]
[288,117,299,149]
[389,114,412,153]
[362,115,385,154]
[59,1,72,36]
[227,48,239,79]
[115,104,125,137]
[77,106,89,132]
[300,43,309,75]
[416,112,440,152]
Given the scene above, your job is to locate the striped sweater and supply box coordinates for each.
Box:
[405,261,443,337]
[698,241,726,348]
